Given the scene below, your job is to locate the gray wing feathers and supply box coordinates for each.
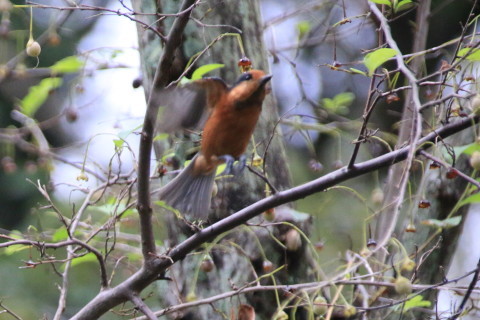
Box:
[158,155,216,218]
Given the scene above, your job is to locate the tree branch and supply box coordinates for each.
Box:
[130,293,158,320]
[368,0,425,254]
[136,0,198,263]
[70,114,480,319]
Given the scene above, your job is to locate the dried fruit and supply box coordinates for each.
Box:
[252,154,263,167]
[238,57,252,72]
[371,188,384,206]
[285,229,302,251]
[262,260,273,273]
[429,161,441,169]
[48,32,61,46]
[76,171,88,181]
[314,241,324,251]
[401,258,416,272]
[26,39,41,57]
[394,275,412,295]
[308,159,323,172]
[263,208,275,221]
[312,296,327,315]
[366,238,377,249]
[65,107,78,122]
[470,151,480,170]
[418,200,431,209]
[200,255,214,272]
[386,93,400,104]
[446,168,459,179]
[186,292,197,302]
[1,156,16,173]
[472,94,480,114]
[405,223,417,233]
[0,0,13,12]
[343,305,357,317]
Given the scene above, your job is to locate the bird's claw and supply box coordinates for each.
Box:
[233,154,246,175]
[218,154,246,176]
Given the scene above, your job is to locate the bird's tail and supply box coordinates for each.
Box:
[158,155,216,218]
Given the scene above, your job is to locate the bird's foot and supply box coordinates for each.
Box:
[233,154,246,175]
[218,154,246,176]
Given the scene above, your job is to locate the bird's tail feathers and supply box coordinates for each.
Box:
[158,156,215,218]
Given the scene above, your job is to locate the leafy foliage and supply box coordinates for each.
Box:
[364,48,398,76]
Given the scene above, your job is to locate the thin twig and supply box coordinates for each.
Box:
[130,294,158,320]
[0,301,23,320]
[71,114,479,319]
[449,257,480,319]
[419,150,480,190]
[368,1,424,250]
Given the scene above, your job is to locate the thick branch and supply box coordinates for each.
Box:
[71,115,479,319]
[136,0,197,263]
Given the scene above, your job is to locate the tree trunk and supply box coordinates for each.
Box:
[134,1,313,318]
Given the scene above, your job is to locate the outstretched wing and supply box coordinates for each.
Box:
[154,78,228,133]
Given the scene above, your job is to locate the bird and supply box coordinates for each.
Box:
[156,69,272,219]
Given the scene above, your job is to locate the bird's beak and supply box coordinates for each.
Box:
[259,74,273,86]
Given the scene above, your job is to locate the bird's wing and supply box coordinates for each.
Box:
[154,77,228,133]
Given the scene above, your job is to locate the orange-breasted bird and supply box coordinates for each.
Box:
[157,69,272,218]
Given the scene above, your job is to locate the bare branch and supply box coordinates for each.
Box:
[368,1,424,250]
[71,113,480,319]
[449,257,480,319]
[136,0,198,263]
[130,294,158,320]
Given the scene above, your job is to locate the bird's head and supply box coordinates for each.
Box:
[229,69,272,105]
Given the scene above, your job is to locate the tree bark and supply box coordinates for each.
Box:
[135,1,312,319]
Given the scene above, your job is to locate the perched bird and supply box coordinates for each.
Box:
[157,69,272,218]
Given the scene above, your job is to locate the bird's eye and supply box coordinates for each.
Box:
[237,72,252,83]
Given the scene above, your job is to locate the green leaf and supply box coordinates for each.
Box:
[333,92,355,107]
[369,0,392,5]
[403,295,431,312]
[50,56,84,74]
[459,192,480,207]
[154,133,169,141]
[20,77,63,116]
[191,64,224,80]
[121,208,135,218]
[349,68,367,76]
[364,48,398,76]
[321,92,355,115]
[297,21,311,39]
[8,230,23,240]
[70,252,97,268]
[453,143,480,156]
[322,98,335,110]
[421,216,462,229]
[113,139,124,149]
[179,76,191,85]
[4,244,30,255]
[118,124,142,140]
[395,0,413,12]
[458,48,480,61]
[52,228,69,242]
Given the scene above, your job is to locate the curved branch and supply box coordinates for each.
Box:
[71,115,480,319]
